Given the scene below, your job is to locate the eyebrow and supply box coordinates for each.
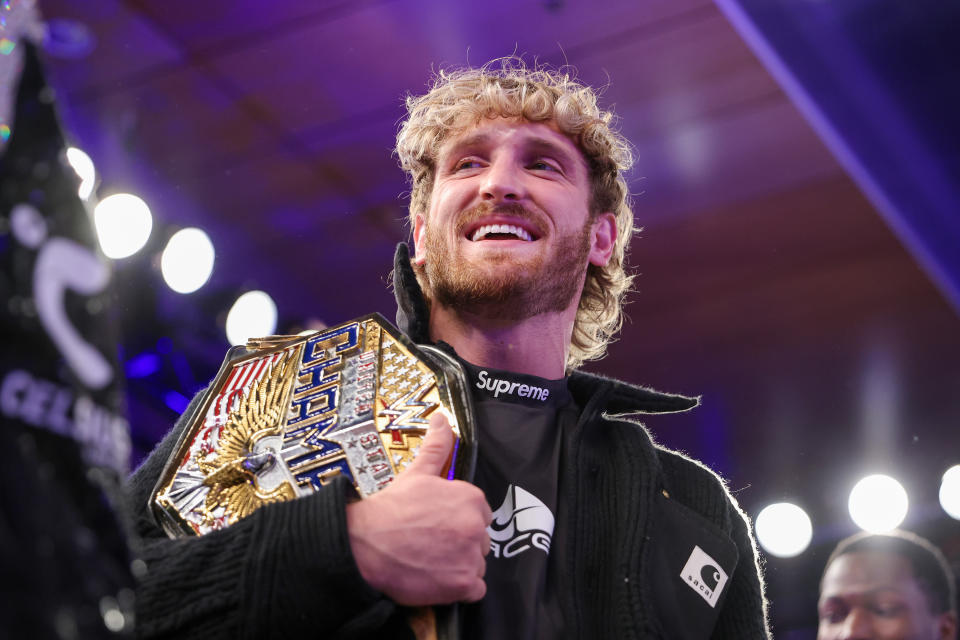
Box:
[819,586,911,604]
[438,132,494,163]
[524,137,582,170]
[447,131,493,152]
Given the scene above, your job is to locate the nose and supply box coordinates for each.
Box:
[839,607,873,640]
[480,157,524,203]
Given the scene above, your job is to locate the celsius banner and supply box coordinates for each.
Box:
[0,21,135,638]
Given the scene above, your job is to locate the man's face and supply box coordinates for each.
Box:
[818,551,956,640]
[413,118,615,321]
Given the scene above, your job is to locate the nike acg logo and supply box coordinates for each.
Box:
[488,485,555,559]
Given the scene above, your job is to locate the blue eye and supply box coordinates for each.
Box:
[455,159,482,171]
[530,161,557,172]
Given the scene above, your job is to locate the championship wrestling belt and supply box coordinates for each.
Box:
[150,313,476,537]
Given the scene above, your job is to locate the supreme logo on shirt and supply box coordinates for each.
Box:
[475,369,550,402]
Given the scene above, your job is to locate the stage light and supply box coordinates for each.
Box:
[848,474,908,533]
[93,193,152,259]
[940,465,960,520]
[66,146,95,199]
[225,290,277,346]
[161,227,215,293]
[755,502,812,558]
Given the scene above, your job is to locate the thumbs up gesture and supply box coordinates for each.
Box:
[346,412,492,606]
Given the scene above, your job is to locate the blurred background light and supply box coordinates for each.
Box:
[124,352,161,379]
[225,290,277,346]
[163,390,190,414]
[93,193,152,259]
[848,474,909,532]
[43,17,96,59]
[161,227,215,294]
[666,124,711,183]
[65,146,95,199]
[939,465,960,520]
[755,502,813,558]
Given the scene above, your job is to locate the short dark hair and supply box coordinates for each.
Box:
[823,530,957,615]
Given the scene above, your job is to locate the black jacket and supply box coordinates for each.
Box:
[127,244,770,639]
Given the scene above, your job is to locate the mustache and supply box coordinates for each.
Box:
[453,202,546,237]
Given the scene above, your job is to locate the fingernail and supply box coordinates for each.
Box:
[436,408,453,426]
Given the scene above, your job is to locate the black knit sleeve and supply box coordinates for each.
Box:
[709,493,771,640]
[126,392,400,639]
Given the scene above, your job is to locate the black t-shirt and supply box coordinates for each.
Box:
[456,359,578,640]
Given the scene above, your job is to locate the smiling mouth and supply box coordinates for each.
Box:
[469,223,535,242]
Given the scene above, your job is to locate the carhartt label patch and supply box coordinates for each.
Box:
[680,545,728,608]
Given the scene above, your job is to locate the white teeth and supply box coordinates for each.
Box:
[513,225,533,241]
[470,224,533,242]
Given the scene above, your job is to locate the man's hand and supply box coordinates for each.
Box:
[346,412,492,606]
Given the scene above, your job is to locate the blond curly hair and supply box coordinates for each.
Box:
[396,58,636,369]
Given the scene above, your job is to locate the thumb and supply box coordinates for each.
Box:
[404,411,454,477]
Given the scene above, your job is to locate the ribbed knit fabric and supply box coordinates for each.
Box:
[127,393,405,640]
[561,372,772,639]
[658,452,770,639]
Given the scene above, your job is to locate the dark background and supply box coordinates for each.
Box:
[31,1,960,636]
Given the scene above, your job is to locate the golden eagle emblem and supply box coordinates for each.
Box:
[197,353,297,525]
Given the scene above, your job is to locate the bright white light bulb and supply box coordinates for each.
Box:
[848,474,908,533]
[755,502,813,558]
[225,291,277,346]
[939,465,960,520]
[161,228,215,294]
[93,193,152,259]
[66,147,96,199]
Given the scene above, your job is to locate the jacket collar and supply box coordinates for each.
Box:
[567,369,699,416]
[391,242,698,416]
[392,242,431,344]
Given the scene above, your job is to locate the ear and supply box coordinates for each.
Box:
[936,611,957,640]
[412,212,427,265]
[588,212,617,267]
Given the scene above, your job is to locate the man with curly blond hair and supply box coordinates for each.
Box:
[127,60,769,640]
[350,59,770,638]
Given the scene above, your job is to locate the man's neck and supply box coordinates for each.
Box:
[428,304,574,379]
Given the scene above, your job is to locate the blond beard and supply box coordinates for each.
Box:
[418,206,593,323]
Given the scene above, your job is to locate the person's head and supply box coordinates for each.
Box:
[818,530,958,640]
[395,58,636,369]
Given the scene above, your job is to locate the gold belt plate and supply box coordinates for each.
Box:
[150,313,475,537]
